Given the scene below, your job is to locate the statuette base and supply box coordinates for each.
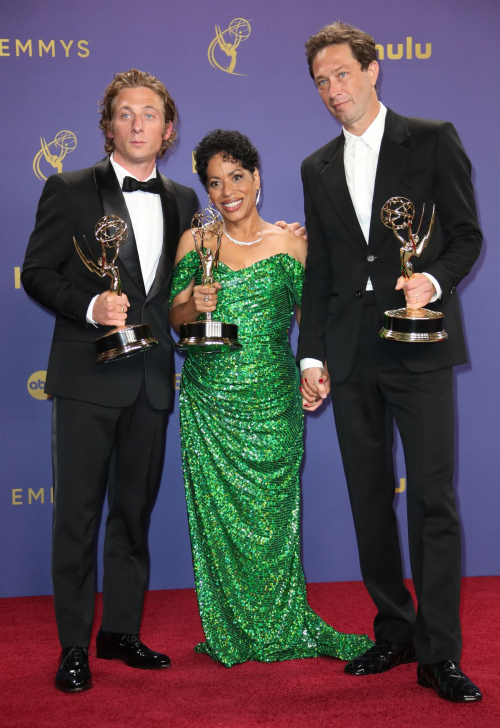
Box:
[177,321,242,353]
[95,324,159,363]
[380,308,448,343]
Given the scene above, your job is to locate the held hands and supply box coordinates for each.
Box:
[300,367,330,412]
[396,272,436,309]
[275,220,307,241]
[92,292,130,327]
[193,282,222,314]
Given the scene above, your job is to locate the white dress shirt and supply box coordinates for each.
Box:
[301,102,441,373]
[86,154,164,324]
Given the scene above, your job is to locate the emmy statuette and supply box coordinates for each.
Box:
[379,197,448,343]
[73,215,159,363]
[176,207,242,353]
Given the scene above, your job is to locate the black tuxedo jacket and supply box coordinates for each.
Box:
[23,157,198,409]
[297,108,482,383]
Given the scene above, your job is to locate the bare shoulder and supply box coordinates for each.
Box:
[266,223,307,266]
[174,229,195,264]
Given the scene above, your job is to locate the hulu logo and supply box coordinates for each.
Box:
[376,37,431,60]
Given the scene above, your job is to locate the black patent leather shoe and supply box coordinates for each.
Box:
[417,661,482,702]
[55,647,92,692]
[344,639,416,675]
[96,630,171,669]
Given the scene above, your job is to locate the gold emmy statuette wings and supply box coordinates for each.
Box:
[73,215,128,296]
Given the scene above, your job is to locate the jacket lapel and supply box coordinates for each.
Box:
[369,109,411,248]
[93,157,146,296]
[146,173,180,302]
[319,136,367,252]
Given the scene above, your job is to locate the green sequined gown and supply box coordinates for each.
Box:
[170,251,372,667]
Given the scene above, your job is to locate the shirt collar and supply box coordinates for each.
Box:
[110,153,157,187]
[343,102,387,157]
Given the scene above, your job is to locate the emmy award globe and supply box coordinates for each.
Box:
[176,207,242,352]
[379,197,448,343]
[73,215,159,363]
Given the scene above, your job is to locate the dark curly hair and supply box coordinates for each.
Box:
[305,21,377,79]
[193,129,260,189]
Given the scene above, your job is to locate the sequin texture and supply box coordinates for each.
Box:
[170,251,373,667]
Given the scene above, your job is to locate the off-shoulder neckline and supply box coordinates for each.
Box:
[174,251,304,274]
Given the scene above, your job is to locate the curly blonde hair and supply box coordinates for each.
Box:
[99,69,178,159]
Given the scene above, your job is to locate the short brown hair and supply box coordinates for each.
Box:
[99,69,178,159]
[305,22,377,79]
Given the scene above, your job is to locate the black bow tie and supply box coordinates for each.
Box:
[122,176,162,194]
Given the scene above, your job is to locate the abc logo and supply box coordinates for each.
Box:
[27,370,50,400]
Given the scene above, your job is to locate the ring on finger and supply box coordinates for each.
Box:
[204,295,209,302]
[121,306,125,312]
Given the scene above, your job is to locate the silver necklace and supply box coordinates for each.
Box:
[225,219,263,246]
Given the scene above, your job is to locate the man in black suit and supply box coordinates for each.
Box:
[298,23,482,702]
[23,70,199,692]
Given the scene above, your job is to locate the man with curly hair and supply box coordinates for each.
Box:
[22,69,199,692]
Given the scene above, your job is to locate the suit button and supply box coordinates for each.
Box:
[367,255,376,262]
[355,290,363,298]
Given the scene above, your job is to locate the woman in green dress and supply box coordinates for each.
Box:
[169,130,372,667]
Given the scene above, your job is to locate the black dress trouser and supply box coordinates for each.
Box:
[51,377,168,648]
[329,293,462,664]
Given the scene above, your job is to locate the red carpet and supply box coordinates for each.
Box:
[1,578,498,727]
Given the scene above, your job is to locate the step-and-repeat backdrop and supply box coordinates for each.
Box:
[1,0,498,597]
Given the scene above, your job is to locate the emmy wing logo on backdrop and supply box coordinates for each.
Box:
[208,18,252,75]
[33,130,77,181]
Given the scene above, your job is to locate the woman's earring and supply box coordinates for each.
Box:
[255,189,261,206]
